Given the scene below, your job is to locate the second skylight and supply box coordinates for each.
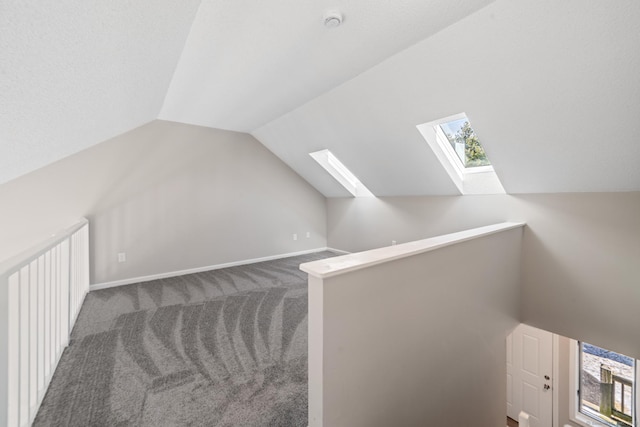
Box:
[309,149,373,197]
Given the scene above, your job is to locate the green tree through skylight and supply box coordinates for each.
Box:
[441,119,491,168]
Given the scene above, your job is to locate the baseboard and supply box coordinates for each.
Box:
[91,247,339,291]
[326,247,350,255]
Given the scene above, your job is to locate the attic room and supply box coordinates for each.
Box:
[1,1,639,426]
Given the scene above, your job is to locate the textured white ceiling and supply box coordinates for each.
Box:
[0,0,201,184]
[254,0,640,196]
[159,0,494,132]
[3,0,639,196]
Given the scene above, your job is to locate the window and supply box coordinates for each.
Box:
[438,117,491,169]
[309,149,373,197]
[570,340,638,427]
[416,113,505,195]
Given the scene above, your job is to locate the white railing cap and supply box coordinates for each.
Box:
[300,221,525,279]
[0,218,88,277]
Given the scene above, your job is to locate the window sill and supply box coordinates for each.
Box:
[571,412,626,427]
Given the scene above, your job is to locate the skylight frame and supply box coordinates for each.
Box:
[433,122,465,180]
[416,112,505,195]
[434,123,493,175]
[309,149,373,197]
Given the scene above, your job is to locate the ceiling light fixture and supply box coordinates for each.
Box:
[323,10,343,28]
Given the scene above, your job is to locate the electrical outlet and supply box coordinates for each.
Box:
[117,252,126,263]
[391,240,396,245]
[293,234,298,241]
[306,232,310,238]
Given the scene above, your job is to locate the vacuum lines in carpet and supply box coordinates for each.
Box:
[33,251,336,427]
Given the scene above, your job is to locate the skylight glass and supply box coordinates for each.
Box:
[416,112,505,195]
[438,117,491,168]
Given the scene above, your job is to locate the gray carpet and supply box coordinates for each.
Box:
[33,251,335,426]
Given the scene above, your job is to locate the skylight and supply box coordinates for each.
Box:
[417,113,505,195]
[438,117,491,168]
[309,149,373,197]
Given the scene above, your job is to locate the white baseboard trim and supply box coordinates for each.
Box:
[326,247,350,255]
[91,247,340,291]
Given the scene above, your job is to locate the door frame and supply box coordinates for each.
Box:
[552,333,559,427]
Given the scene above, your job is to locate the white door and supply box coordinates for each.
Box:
[506,324,553,427]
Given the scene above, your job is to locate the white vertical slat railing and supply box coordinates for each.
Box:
[0,219,89,427]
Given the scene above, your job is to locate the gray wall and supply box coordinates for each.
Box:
[308,227,522,426]
[0,120,327,284]
[515,193,640,359]
[327,195,509,252]
[327,193,640,359]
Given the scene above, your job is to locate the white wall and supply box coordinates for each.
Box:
[0,120,327,284]
[306,227,522,426]
[326,193,640,360]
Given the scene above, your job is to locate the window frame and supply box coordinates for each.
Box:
[416,112,505,195]
[433,124,494,176]
[569,340,639,427]
[435,118,493,174]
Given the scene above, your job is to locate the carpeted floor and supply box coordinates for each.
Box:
[33,251,336,426]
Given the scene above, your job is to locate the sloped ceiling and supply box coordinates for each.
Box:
[0,0,202,185]
[254,0,640,196]
[3,0,640,196]
[158,0,494,132]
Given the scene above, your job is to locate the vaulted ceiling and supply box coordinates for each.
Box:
[0,0,201,184]
[2,0,639,195]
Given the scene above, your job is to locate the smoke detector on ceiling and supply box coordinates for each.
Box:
[323,10,343,28]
